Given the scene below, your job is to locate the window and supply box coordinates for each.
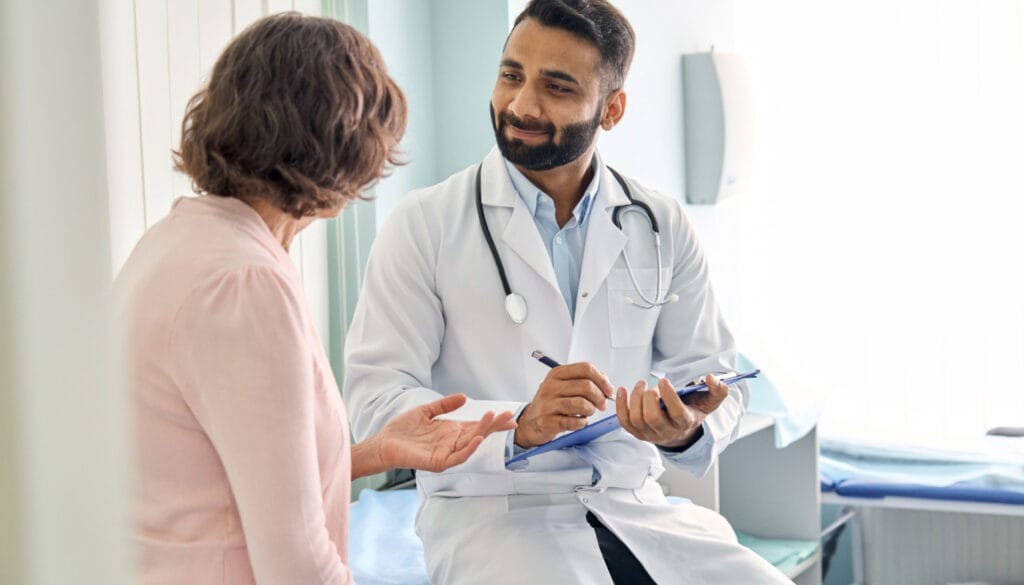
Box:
[733,0,1024,440]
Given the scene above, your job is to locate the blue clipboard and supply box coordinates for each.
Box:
[505,369,760,468]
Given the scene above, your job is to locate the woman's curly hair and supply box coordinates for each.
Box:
[174,12,406,217]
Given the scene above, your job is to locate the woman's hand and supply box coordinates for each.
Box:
[353,394,516,478]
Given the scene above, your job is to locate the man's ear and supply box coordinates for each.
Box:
[601,89,626,130]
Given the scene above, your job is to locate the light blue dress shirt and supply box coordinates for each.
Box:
[503,156,600,321]
[501,154,707,468]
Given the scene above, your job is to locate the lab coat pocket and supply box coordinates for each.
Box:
[606,268,668,348]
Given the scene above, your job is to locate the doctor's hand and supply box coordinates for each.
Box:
[354,394,516,478]
[615,374,729,450]
[514,363,615,449]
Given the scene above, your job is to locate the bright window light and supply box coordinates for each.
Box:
[733,0,1024,440]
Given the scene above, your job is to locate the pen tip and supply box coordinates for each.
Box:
[530,350,544,359]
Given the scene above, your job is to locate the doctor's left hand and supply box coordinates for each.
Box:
[615,375,728,450]
[372,394,517,473]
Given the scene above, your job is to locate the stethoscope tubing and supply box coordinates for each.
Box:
[616,207,666,309]
[476,167,529,324]
[475,166,514,298]
[476,163,675,324]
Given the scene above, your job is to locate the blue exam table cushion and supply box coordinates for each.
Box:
[819,433,1024,506]
[348,489,429,585]
[833,479,1024,506]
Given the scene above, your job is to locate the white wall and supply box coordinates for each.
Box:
[430,0,510,179]
[597,0,736,200]
[731,0,1024,439]
[101,0,329,339]
[1,1,131,583]
[364,0,509,229]
[593,0,741,326]
[365,0,440,227]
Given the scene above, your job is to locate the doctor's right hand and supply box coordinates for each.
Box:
[514,363,615,449]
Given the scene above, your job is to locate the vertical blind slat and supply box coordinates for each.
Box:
[166,0,200,200]
[100,0,147,274]
[134,0,175,228]
[232,0,263,34]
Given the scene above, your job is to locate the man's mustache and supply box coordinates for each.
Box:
[499,112,555,135]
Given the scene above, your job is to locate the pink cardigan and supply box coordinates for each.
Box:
[115,195,353,585]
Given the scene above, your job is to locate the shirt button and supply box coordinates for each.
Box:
[581,292,589,298]
[554,236,563,245]
[582,498,589,504]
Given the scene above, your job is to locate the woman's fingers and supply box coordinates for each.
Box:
[489,411,517,433]
[471,410,516,437]
[457,411,495,449]
[422,393,468,419]
[454,410,517,450]
[441,435,484,469]
[473,411,496,434]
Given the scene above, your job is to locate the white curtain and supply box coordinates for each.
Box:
[732,0,1024,440]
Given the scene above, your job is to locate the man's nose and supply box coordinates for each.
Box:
[507,85,542,120]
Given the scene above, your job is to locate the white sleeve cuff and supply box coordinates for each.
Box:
[505,403,531,459]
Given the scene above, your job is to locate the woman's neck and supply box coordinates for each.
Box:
[242,197,314,252]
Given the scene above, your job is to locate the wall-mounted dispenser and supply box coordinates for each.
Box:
[682,51,755,204]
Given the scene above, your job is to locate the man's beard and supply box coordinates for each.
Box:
[491,103,603,171]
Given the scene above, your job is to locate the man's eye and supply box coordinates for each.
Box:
[502,72,520,82]
[548,84,571,93]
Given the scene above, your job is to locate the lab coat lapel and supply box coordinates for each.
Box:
[501,204,563,295]
[479,148,562,297]
[575,165,629,320]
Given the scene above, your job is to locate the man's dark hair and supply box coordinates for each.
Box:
[513,0,635,91]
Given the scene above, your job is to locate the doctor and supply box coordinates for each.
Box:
[344,0,791,583]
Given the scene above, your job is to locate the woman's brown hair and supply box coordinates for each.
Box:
[174,12,406,217]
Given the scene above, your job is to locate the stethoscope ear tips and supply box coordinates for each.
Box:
[667,293,680,303]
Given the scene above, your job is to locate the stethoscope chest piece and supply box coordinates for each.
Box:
[505,293,528,324]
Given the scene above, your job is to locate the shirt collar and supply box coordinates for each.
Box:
[503,152,603,225]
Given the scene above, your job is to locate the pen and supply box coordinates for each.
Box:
[531,350,560,369]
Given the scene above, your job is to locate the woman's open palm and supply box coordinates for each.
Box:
[378,394,516,472]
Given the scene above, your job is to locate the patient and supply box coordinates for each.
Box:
[114,13,514,585]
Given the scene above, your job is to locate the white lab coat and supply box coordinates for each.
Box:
[344,147,792,584]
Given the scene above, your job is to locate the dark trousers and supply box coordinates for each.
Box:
[586,511,658,585]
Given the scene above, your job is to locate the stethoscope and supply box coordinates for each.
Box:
[475,164,679,325]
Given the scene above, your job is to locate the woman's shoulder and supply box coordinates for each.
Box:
[115,200,300,326]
